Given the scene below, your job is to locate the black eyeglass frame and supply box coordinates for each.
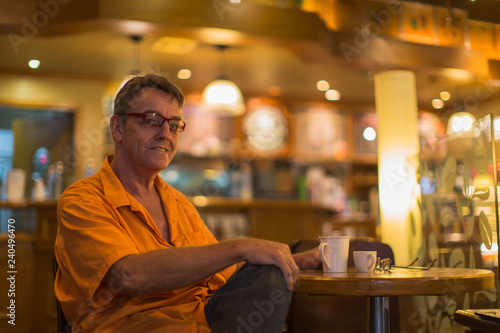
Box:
[393,257,437,270]
[124,112,187,133]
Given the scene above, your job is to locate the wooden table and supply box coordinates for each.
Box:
[295,268,495,333]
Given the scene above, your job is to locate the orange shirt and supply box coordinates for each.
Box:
[54,156,236,332]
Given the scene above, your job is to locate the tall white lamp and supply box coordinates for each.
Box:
[375,70,422,265]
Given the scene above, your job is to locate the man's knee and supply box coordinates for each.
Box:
[254,265,288,293]
[245,265,292,310]
[238,264,288,293]
[206,264,291,332]
[234,266,291,332]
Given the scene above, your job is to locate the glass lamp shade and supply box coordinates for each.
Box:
[446,112,477,160]
[200,79,245,116]
[446,112,476,136]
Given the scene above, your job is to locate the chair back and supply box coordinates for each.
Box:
[290,237,396,266]
[348,238,395,266]
[52,253,70,333]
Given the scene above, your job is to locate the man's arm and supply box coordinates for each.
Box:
[103,237,298,296]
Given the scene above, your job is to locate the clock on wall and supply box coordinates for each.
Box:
[242,105,288,153]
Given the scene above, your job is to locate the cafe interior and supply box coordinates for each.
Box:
[1,0,500,332]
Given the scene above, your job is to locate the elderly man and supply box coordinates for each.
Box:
[54,74,320,332]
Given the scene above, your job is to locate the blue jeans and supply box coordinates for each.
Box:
[205,264,292,333]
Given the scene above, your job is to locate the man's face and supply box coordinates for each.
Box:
[112,87,183,173]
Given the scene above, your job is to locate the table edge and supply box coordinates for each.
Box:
[294,268,496,297]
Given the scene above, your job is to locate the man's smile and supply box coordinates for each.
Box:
[152,147,168,152]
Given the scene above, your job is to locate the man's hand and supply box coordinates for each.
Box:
[235,238,299,291]
[292,247,322,270]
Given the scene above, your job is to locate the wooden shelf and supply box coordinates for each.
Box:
[189,196,330,211]
[0,199,58,208]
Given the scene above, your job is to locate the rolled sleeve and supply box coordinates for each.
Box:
[57,196,139,307]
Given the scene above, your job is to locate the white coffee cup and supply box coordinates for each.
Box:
[318,236,350,273]
[353,251,377,272]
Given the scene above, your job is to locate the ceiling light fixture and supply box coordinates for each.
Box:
[440,91,451,101]
[177,69,192,79]
[432,98,444,109]
[363,127,377,141]
[325,89,340,101]
[28,59,40,69]
[316,80,330,91]
[200,45,245,116]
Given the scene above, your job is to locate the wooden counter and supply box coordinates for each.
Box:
[0,199,58,333]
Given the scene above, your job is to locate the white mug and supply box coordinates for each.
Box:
[318,236,350,273]
[353,251,377,272]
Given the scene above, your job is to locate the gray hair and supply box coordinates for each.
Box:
[113,74,184,116]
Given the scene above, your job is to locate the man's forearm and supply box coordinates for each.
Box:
[105,239,244,296]
[105,237,299,296]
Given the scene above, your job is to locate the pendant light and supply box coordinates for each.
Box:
[129,35,143,75]
[200,45,245,116]
[446,100,477,160]
[446,101,476,135]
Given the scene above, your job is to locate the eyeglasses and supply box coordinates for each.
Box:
[393,257,437,270]
[125,112,187,133]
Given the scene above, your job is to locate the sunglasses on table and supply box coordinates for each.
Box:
[125,112,187,133]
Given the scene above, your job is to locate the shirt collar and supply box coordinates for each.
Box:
[100,155,133,208]
[100,155,178,208]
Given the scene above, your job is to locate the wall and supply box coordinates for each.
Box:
[0,73,108,181]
